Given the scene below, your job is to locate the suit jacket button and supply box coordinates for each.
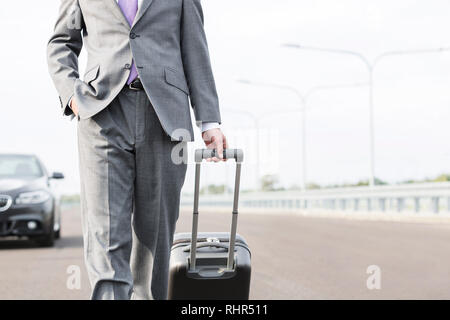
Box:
[130,32,137,39]
[124,64,131,69]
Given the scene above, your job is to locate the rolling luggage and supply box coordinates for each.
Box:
[168,149,251,300]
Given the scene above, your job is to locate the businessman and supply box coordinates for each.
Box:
[47,0,227,300]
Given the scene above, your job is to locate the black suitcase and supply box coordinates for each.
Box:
[168,149,251,300]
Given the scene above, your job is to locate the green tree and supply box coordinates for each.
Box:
[306,182,321,190]
[355,177,387,186]
[434,174,450,182]
[200,184,226,195]
[260,174,279,191]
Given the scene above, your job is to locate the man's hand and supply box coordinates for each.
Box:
[70,98,79,117]
[202,128,228,162]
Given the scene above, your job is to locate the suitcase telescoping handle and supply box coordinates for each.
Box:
[190,149,244,271]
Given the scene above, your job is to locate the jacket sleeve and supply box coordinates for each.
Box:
[181,0,221,125]
[47,0,84,117]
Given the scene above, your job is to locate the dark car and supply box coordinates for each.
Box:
[0,154,64,247]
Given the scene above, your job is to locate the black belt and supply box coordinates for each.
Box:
[128,78,144,91]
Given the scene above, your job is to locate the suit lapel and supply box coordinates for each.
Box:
[105,0,131,29]
[132,0,155,27]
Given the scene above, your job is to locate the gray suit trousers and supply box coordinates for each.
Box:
[77,87,187,300]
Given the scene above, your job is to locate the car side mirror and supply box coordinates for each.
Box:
[50,172,65,179]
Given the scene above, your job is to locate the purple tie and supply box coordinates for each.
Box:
[118,0,139,84]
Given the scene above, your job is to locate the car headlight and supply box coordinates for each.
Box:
[15,190,51,205]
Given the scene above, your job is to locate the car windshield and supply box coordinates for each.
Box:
[0,155,43,179]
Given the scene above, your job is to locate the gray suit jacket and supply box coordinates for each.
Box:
[47,0,221,141]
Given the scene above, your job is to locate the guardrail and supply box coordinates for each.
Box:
[181,182,450,214]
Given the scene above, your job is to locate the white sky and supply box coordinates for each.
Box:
[1,0,450,193]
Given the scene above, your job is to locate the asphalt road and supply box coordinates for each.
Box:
[0,205,450,299]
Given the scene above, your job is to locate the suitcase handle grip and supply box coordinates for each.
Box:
[195,148,244,163]
[183,242,235,252]
[190,149,243,271]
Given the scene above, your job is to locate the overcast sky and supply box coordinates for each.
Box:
[1,0,450,193]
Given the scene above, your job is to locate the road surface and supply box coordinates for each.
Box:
[0,205,449,299]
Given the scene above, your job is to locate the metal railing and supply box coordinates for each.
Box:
[181,182,450,214]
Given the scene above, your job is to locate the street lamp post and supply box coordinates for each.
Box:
[225,107,305,190]
[283,44,450,187]
[223,109,261,189]
[236,80,368,191]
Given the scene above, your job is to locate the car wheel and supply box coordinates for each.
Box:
[54,228,61,240]
[36,231,55,247]
[37,214,55,247]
